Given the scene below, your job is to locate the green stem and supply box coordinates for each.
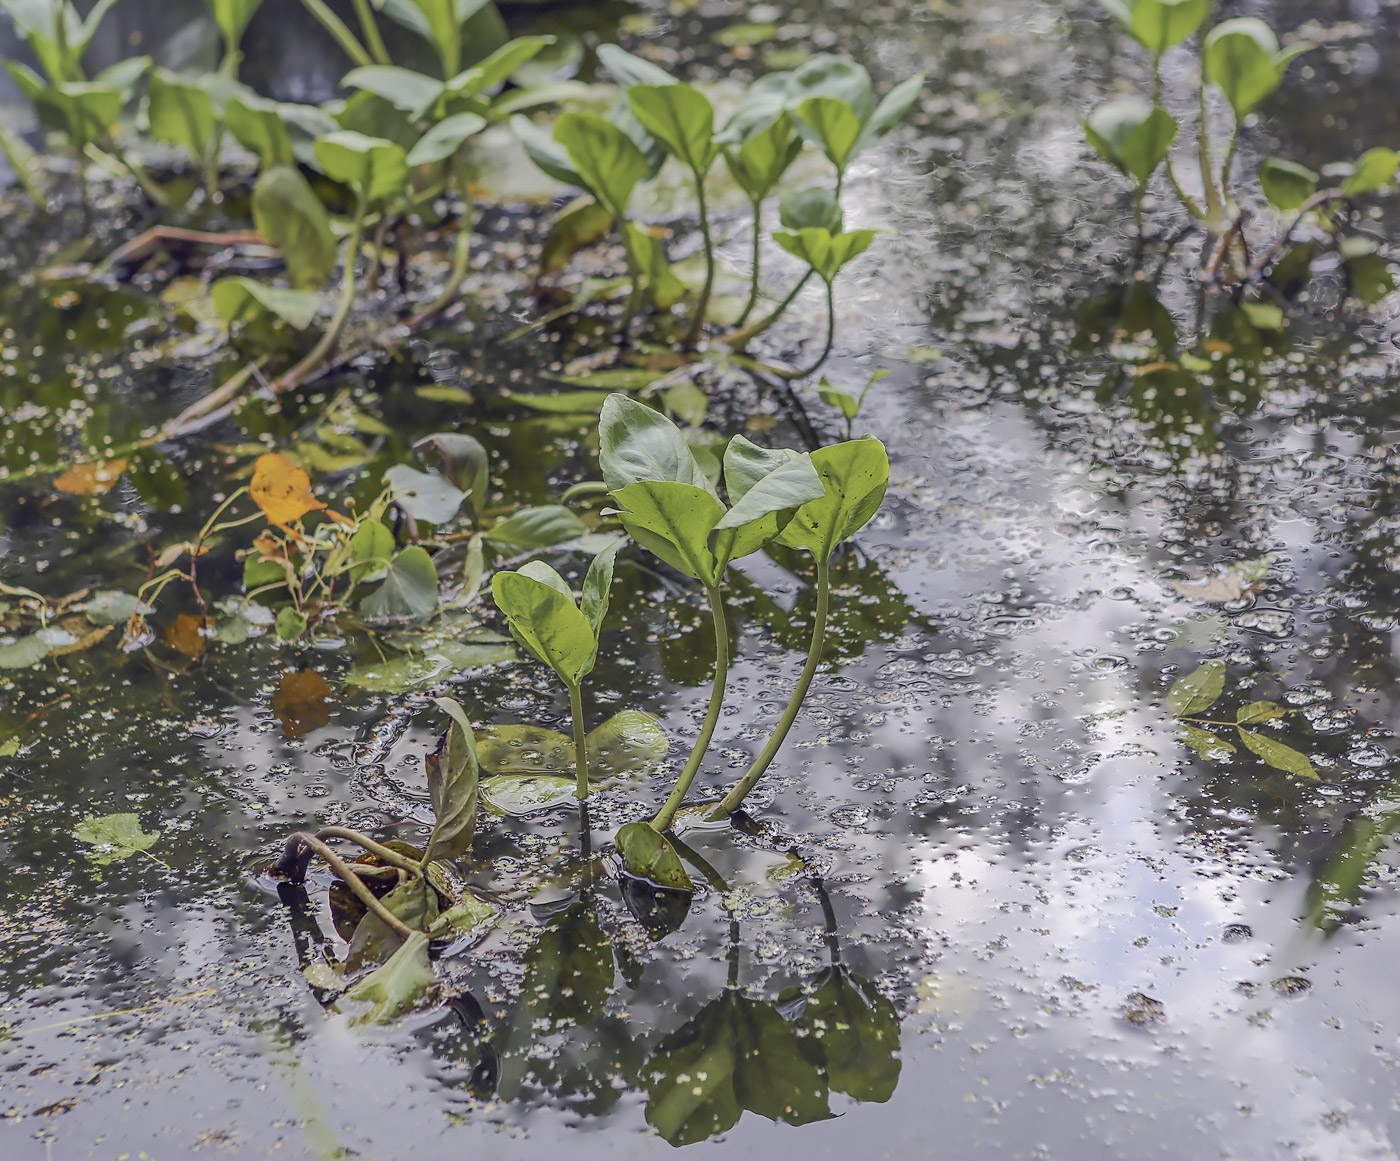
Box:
[314,826,423,875]
[618,217,644,335]
[276,195,367,389]
[1196,11,1224,224]
[568,681,589,800]
[684,167,715,349]
[784,279,835,378]
[1220,114,1240,206]
[715,556,829,816]
[737,195,762,326]
[1164,155,1207,221]
[298,0,374,68]
[651,584,730,831]
[725,267,814,350]
[410,188,474,323]
[0,123,47,207]
[350,0,391,66]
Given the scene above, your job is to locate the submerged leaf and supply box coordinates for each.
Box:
[615,822,692,891]
[480,774,577,815]
[271,670,331,738]
[342,931,436,1024]
[384,464,467,525]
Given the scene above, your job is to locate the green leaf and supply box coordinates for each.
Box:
[596,43,677,88]
[712,452,826,563]
[792,96,863,172]
[275,606,308,640]
[477,722,573,775]
[82,590,141,626]
[423,695,478,864]
[146,69,217,158]
[784,54,873,122]
[211,277,321,330]
[206,0,265,47]
[773,226,876,283]
[581,541,619,636]
[1127,0,1209,55]
[1237,700,1286,725]
[518,901,615,1027]
[627,223,688,310]
[390,0,487,77]
[406,110,487,165]
[477,710,665,784]
[348,519,394,583]
[725,111,802,199]
[480,773,576,814]
[414,432,489,512]
[251,165,337,290]
[491,567,596,684]
[722,433,800,502]
[384,464,467,524]
[342,931,436,1024]
[1346,253,1395,304]
[553,111,650,223]
[225,93,295,167]
[1166,660,1225,716]
[1180,724,1235,758]
[1259,156,1318,211]
[626,83,716,173]
[483,504,587,551]
[0,633,52,669]
[615,821,692,891]
[1083,98,1178,186]
[342,65,443,116]
[344,644,514,691]
[345,876,439,971]
[608,480,724,585]
[774,437,890,562]
[0,738,19,758]
[792,967,901,1102]
[361,546,440,619]
[512,113,585,186]
[598,393,716,494]
[313,130,409,203]
[1238,728,1318,779]
[852,71,925,157]
[445,35,554,98]
[586,709,667,777]
[74,813,160,864]
[1344,147,1400,196]
[817,378,859,420]
[540,195,614,274]
[1204,18,1283,117]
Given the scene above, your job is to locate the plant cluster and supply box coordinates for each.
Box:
[1084,0,1397,304]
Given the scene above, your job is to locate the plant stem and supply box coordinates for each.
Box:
[314,826,423,875]
[280,832,415,940]
[651,584,730,831]
[684,167,715,349]
[737,195,763,326]
[783,280,835,378]
[714,556,829,816]
[349,0,391,66]
[1196,10,1224,225]
[1220,114,1240,204]
[274,194,367,390]
[298,0,373,69]
[725,267,814,350]
[618,219,644,336]
[408,188,474,325]
[568,681,589,800]
[0,124,47,207]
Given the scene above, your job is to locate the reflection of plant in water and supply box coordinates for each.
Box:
[1168,659,1317,780]
[1084,0,1396,307]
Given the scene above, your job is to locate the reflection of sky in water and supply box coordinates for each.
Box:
[5,0,1400,1156]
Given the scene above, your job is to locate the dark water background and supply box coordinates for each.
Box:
[4,1,1400,1157]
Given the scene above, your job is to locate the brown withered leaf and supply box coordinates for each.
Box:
[54,458,129,495]
[164,613,209,658]
[272,669,332,738]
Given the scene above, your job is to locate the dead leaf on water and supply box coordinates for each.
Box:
[1167,557,1273,604]
[54,458,129,495]
[164,614,208,658]
[272,670,331,738]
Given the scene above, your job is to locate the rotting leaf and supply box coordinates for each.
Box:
[272,670,331,738]
[423,696,478,865]
[250,452,326,527]
[164,613,209,658]
[74,813,160,865]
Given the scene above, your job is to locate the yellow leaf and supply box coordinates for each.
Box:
[250,453,325,527]
[54,458,129,495]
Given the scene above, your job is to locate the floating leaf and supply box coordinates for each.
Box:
[74,813,160,864]
[250,452,325,526]
[480,773,576,814]
[1237,700,1286,725]
[1166,659,1225,716]
[1167,557,1271,603]
[360,546,439,620]
[344,644,513,691]
[484,505,588,551]
[275,606,308,641]
[1180,725,1235,758]
[81,591,142,626]
[615,821,692,891]
[165,613,209,658]
[383,464,467,525]
[342,931,436,1024]
[54,457,128,495]
[0,633,54,669]
[272,670,331,738]
[1238,728,1318,779]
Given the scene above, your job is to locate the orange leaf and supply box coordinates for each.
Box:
[324,509,354,527]
[272,670,332,738]
[54,458,129,496]
[251,531,289,563]
[250,453,325,527]
[164,613,208,658]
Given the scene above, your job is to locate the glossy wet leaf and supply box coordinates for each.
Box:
[1166,659,1225,716]
[724,112,801,199]
[479,773,576,815]
[1204,18,1290,117]
[407,111,487,166]
[599,393,717,494]
[1237,701,1286,726]
[431,891,497,939]
[360,546,439,620]
[491,565,595,684]
[792,967,901,1102]
[251,165,337,290]
[626,83,716,173]
[384,464,466,524]
[608,480,724,585]
[313,130,409,203]
[580,541,619,637]
[520,902,614,1027]
[1259,157,1318,212]
[211,277,320,331]
[348,519,394,583]
[484,505,587,551]
[712,452,825,562]
[1180,725,1235,759]
[1238,729,1318,780]
[774,438,890,562]
[272,670,330,737]
[342,931,436,1024]
[1344,147,1400,196]
[74,813,160,864]
[644,991,830,1145]
[553,111,649,223]
[250,452,325,526]
[344,643,512,691]
[1083,98,1177,186]
[146,69,216,159]
[346,876,438,971]
[423,696,478,864]
[615,822,692,891]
